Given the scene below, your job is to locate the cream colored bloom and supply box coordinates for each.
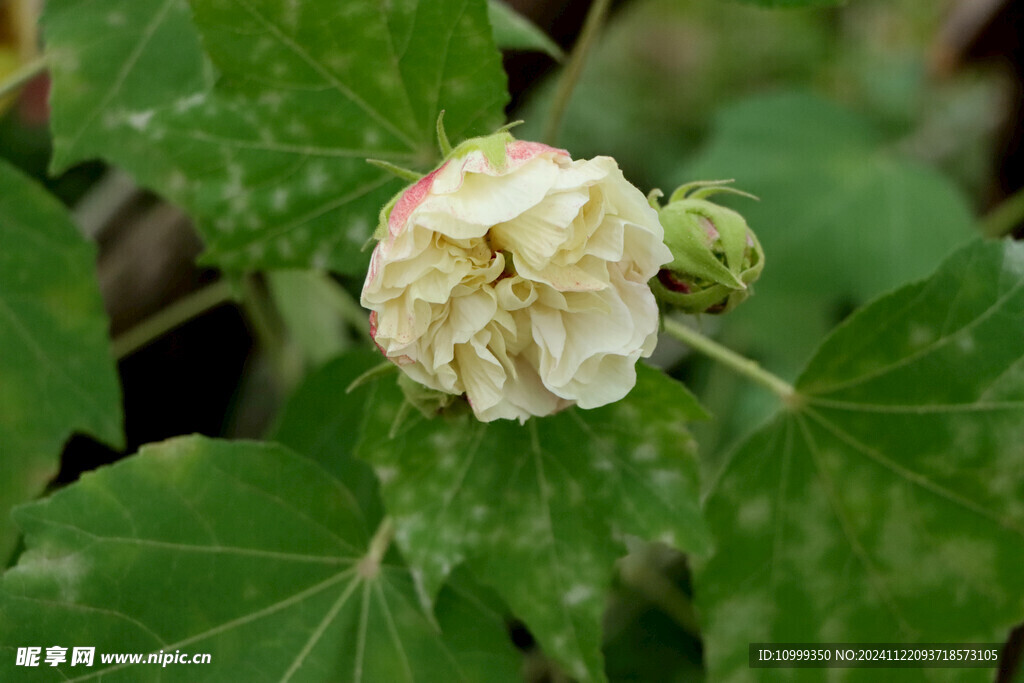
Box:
[361,136,672,422]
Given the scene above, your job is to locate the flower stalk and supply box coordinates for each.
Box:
[662,317,798,404]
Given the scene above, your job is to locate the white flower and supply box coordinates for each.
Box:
[361,135,672,422]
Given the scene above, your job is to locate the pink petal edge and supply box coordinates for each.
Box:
[386,140,569,239]
[387,166,443,240]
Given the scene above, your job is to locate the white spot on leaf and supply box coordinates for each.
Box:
[125,110,155,131]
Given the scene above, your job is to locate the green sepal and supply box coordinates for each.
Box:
[668,179,737,203]
[710,202,753,277]
[367,122,524,247]
[436,110,454,157]
[647,188,665,210]
[450,130,515,171]
[372,190,405,242]
[660,201,747,290]
[346,360,399,394]
[397,373,461,420]
[652,278,738,313]
[651,229,763,314]
[367,158,423,183]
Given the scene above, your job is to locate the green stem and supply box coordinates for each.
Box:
[112,280,234,359]
[662,317,798,403]
[240,275,282,349]
[982,185,1024,238]
[619,553,701,636]
[240,273,303,390]
[0,56,48,101]
[541,0,611,145]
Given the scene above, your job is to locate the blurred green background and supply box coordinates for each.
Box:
[2,0,1019,679]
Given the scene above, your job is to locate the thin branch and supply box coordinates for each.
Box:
[541,0,611,145]
[982,185,1024,238]
[112,280,234,358]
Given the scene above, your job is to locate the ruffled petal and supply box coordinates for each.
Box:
[363,139,666,422]
[490,188,588,268]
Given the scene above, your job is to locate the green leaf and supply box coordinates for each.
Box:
[721,0,842,7]
[358,365,711,682]
[684,92,975,376]
[697,239,1024,681]
[42,0,213,173]
[42,0,510,274]
[0,160,122,563]
[487,0,564,60]
[269,349,388,524]
[0,436,521,681]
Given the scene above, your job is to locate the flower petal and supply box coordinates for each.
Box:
[363,137,667,422]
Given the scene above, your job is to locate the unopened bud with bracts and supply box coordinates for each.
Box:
[649,180,764,315]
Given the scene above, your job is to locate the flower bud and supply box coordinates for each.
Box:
[650,180,763,315]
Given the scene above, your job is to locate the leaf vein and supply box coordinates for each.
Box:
[205,460,363,556]
[228,0,418,150]
[373,579,417,682]
[811,275,1024,395]
[795,414,915,635]
[280,572,363,681]
[803,407,1024,537]
[169,127,417,160]
[803,397,1024,414]
[63,0,178,156]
